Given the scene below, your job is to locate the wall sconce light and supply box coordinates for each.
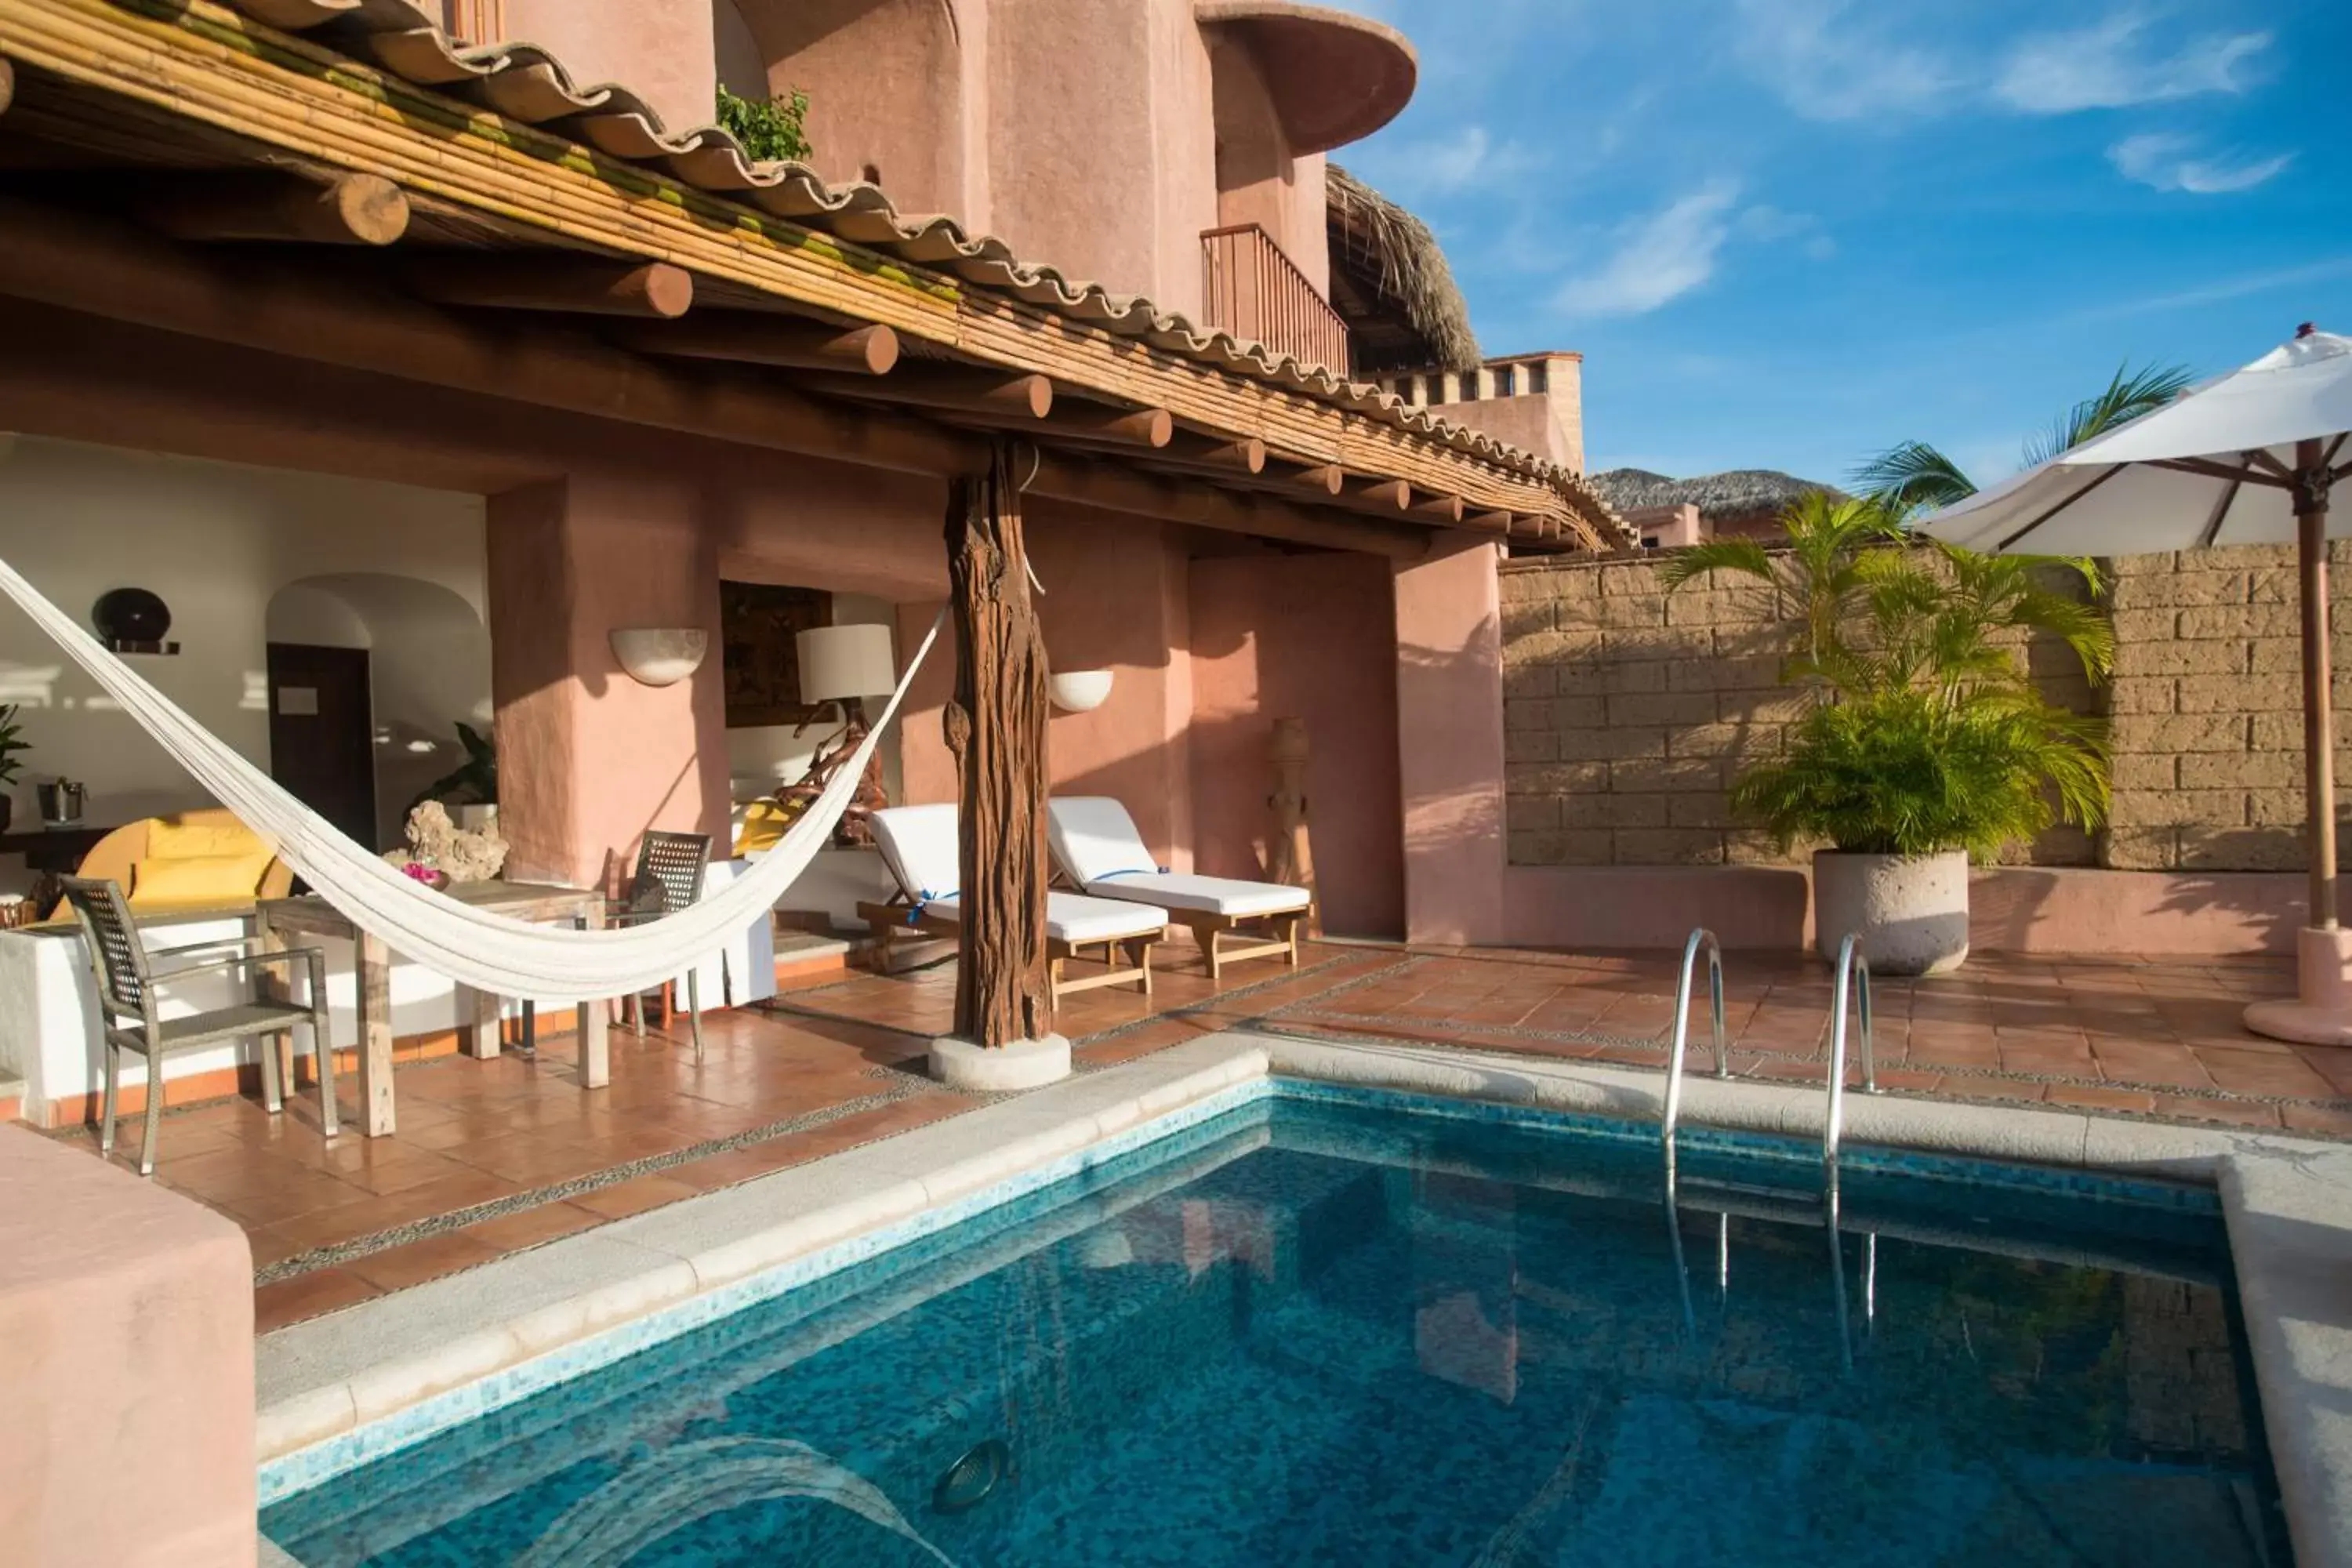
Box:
[93,586,180,655]
[609,628,707,688]
[1048,670,1114,713]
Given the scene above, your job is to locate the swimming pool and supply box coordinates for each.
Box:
[262,1085,2285,1566]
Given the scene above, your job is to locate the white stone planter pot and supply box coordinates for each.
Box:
[1812,849,1969,976]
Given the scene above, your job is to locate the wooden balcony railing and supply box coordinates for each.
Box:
[442,0,505,45]
[1200,224,1349,377]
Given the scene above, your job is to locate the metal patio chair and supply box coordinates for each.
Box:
[608,830,713,1063]
[60,876,336,1177]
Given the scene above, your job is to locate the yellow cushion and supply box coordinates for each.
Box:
[734,800,794,856]
[144,819,265,861]
[127,851,274,909]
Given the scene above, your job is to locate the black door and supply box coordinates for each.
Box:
[267,642,379,848]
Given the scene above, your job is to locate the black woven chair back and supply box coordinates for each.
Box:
[629,830,712,916]
[60,876,151,1015]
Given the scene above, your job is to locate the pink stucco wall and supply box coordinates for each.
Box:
[1394,539,1508,946]
[0,1127,255,1566]
[487,474,732,891]
[503,0,718,132]
[1502,866,2306,956]
[734,0,975,215]
[1190,550,1403,936]
[722,0,1389,317]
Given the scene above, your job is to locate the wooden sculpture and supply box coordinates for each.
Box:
[943,443,1054,1048]
[1267,716,1319,934]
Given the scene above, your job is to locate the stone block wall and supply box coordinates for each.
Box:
[1501,542,2340,873]
[1501,558,1804,867]
[2105,542,2351,872]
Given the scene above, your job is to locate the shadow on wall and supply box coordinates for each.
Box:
[265,572,493,848]
[1394,608,1504,940]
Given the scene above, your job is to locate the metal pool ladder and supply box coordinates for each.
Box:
[1658,928,1882,1363]
[1658,926,1728,1185]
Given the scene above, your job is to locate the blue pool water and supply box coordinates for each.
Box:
[263,1087,2285,1566]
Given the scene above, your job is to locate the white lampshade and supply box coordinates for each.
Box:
[1049,669,1114,713]
[798,622,897,702]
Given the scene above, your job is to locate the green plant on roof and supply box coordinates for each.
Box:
[0,704,27,791]
[716,85,812,165]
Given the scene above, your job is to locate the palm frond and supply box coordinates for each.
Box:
[1654,536,1779,593]
[2022,361,2198,467]
[1850,441,1976,517]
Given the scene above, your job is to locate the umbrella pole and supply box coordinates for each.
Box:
[2298,437,2338,930]
[2249,441,2351,1045]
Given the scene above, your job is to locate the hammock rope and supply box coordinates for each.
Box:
[0,555,940,1002]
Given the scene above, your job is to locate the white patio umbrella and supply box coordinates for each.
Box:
[1919,324,2352,1044]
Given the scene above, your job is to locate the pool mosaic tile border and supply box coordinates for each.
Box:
[256,1072,1276,1505]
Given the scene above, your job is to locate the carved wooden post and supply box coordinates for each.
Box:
[942,441,1053,1048]
[1267,716,1319,935]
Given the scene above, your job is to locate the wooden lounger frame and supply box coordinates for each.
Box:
[1177,908,1307,981]
[855,893,1161,1014]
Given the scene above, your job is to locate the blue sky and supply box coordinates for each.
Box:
[1336,0,2352,488]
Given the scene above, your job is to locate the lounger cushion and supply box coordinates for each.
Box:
[920,891,1168,945]
[1080,871,1309,920]
[868,804,961,903]
[1047,797,1160,887]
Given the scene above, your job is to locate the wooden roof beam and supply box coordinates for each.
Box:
[0,191,978,478]
[134,171,409,247]
[611,314,898,374]
[405,254,695,318]
[0,58,14,120]
[800,363,1053,419]
[1061,431,1264,474]
[1283,463,1347,496]
[945,401,1173,448]
[1029,457,1428,561]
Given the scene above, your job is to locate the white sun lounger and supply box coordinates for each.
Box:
[1047,797,1312,979]
[858,804,1168,1008]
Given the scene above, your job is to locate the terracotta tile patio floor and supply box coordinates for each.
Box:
[40,938,2352,1333]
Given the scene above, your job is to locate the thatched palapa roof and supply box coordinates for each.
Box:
[1588,468,1847,530]
[1325,163,1482,376]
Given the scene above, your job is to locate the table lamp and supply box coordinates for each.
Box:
[791,624,896,844]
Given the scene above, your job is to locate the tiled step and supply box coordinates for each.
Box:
[0,1073,26,1125]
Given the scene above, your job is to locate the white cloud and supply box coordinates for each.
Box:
[1555,180,1742,317]
[1363,125,1543,197]
[1736,204,1836,258]
[1730,0,1961,122]
[2108,132,2295,194]
[1997,13,2271,113]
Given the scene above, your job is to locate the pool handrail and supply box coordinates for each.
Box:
[1821,931,1878,1192]
[1658,926,1727,1169]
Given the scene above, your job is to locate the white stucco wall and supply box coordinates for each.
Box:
[0,435,488,875]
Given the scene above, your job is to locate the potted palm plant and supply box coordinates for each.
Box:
[1661,495,2112,974]
[0,704,29,834]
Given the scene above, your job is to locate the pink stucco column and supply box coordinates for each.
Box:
[488,474,729,891]
[0,1127,256,1566]
[1395,539,1508,946]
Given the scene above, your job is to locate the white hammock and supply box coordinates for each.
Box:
[0,556,940,1003]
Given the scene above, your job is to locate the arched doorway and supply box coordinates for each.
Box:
[264,574,492,849]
